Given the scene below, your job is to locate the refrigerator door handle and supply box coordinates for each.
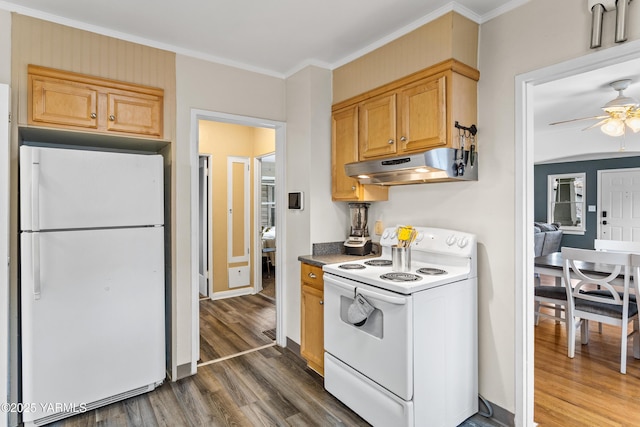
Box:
[32,149,40,232]
[32,149,41,299]
[32,233,41,300]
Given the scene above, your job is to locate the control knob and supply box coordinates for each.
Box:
[446,235,457,246]
[457,237,469,248]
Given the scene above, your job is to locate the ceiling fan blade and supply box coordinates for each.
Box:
[549,115,609,125]
[582,118,609,131]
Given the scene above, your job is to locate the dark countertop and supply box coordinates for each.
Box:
[298,253,380,268]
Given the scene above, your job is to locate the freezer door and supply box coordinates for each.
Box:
[20,145,163,231]
[20,227,165,423]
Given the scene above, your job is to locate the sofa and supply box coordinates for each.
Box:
[534,222,563,257]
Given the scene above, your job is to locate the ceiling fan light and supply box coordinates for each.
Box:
[626,116,640,132]
[601,118,625,136]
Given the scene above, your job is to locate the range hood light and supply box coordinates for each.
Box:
[414,167,429,173]
[358,174,370,179]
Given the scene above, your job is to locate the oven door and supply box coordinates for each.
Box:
[323,273,413,400]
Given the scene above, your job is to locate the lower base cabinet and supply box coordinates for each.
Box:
[300,262,324,376]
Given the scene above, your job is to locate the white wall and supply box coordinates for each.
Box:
[368,0,640,417]
[175,55,286,372]
[284,65,344,342]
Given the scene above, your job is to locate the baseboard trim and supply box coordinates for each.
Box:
[209,287,253,300]
[285,337,301,357]
[478,397,515,427]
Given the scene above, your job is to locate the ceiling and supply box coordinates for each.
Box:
[534,56,640,164]
[0,0,522,77]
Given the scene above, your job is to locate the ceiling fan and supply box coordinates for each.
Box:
[550,79,640,136]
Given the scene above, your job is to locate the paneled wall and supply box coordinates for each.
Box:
[11,13,176,139]
[332,12,478,103]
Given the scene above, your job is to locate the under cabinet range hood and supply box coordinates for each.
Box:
[345,147,478,185]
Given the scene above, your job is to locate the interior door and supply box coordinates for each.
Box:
[599,168,640,241]
[198,156,210,297]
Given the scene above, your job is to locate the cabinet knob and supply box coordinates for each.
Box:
[109,115,116,121]
[400,136,407,142]
[319,300,324,305]
[90,113,97,119]
[351,186,356,191]
[308,272,316,279]
[387,139,394,144]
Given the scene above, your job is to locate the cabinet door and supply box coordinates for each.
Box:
[332,106,360,201]
[358,92,397,160]
[30,76,98,129]
[398,75,447,152]
[301,283,324,375]
[107,92,162,137]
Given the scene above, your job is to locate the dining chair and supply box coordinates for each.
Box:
[592,240,640,332]
[563,247,640,374]
[534,274,569,328]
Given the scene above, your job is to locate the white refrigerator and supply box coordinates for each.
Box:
[19,145,166,426]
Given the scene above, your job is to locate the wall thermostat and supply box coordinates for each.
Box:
[288,192,304,210]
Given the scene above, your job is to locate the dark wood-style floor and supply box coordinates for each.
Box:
[49,344,370,427]
[534,276,640,426]
[199,292,276,364]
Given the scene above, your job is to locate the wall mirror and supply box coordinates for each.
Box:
[547,172,586,234]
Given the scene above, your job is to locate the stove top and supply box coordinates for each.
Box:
[322,226,477,294]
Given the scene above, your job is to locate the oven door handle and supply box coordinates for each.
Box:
[357,288,407,305]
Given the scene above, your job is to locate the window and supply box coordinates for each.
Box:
[548,173,586,235]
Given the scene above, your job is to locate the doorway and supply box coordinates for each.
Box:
[516,39,640,424]
[190,109,286,369]
[257,154,276,300]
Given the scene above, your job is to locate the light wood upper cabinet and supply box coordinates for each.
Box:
[28,65,163,139]
[398,75,447,152]
[31,76,99,130]
[359,93,397,160]
[300,262,325,376]
[332,59,478,166]
[331,105,388,202]
[107,92,162,137]
[359,73,450,160]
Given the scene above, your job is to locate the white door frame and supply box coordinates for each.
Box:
[0,84,9,427]
[515,39,640,426]
[190,109,286,369]
[198,154,213,298]
[597,167,640,241]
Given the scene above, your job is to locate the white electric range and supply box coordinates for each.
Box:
[322,226,478,427]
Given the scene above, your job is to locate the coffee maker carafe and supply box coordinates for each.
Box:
[344,203,372,256]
